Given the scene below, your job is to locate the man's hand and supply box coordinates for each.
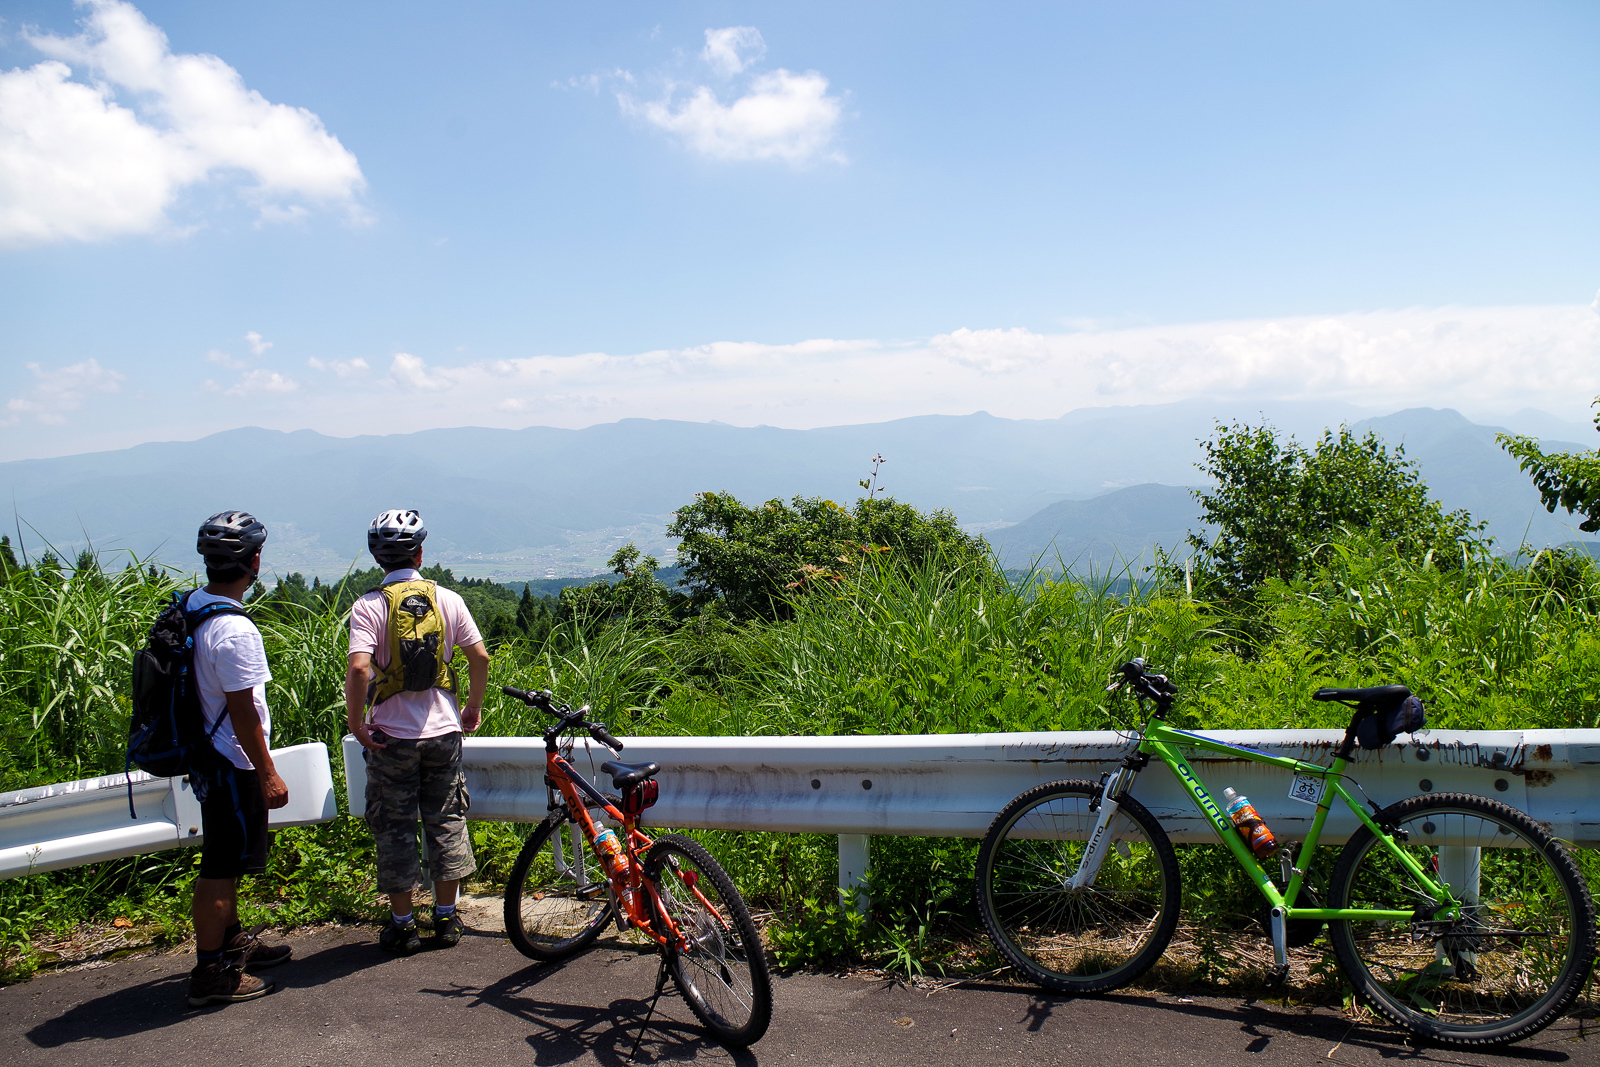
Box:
[352,720,386,751]
[461,641,489,735]
[346,652,382,749]
[260,769,290,809]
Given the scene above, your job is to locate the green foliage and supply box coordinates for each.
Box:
[1498,396,1600,533]
[668,491,991,621]
[4,487,1600,984]
[556,545,687,634]
[1172,421,1482,606]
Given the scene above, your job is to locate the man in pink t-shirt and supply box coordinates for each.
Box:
[344,509,489,955]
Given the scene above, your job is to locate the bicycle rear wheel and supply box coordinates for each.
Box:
[1327,792,1597,1047]
[644,833,772,1046]
[503,808,614,962]
[976,779,1181,993]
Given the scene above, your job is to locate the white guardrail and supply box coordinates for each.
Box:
[3,731,1595,889]
[342,729,1600,893]
[0,743,338,880]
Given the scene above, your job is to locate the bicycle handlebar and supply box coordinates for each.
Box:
[588,723,623,752]
[501,685,623,753]
[1113,659,1179,700]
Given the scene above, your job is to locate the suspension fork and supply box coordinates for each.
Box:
[1067,752,1149,889]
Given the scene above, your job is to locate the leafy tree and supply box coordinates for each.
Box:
[558,544,685,632]
[511,584,557,644]
[1171,421,1482,604]
[667,492,992,621]
[1498,397,1600,533]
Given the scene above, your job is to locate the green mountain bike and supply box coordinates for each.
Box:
[974,659,1597,1047]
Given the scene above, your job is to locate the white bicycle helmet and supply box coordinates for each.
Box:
[368,508,427,564]
[197,510,268,562]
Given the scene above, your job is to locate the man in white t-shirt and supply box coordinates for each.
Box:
[187,511,293,1007]
[344,509,489,955]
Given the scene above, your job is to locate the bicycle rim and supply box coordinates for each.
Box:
[1328,792,1597,1046]
[645,833,772,1046]
[976,780,1181,993]
[503,810,614,962]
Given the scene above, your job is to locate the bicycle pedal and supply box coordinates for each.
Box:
[1264,963,1289,989]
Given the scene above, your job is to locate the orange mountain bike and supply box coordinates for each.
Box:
[498,686,772,1048]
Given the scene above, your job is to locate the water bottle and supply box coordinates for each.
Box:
[1222,787,1277,859]
[593,826,628,879]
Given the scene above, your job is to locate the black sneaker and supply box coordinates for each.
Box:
[225,924,293,971]
[431,908,463,949]
[379,918,422,956]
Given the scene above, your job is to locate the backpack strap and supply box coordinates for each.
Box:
[182,594,256,743]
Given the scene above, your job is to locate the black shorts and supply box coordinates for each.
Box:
[199,766,270,879]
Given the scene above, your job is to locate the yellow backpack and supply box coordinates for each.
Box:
[366,579,458,708]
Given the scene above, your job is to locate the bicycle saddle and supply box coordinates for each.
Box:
[602,760,660,789]
[1312,685,1410,703]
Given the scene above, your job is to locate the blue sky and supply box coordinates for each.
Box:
[2,0,1598,459]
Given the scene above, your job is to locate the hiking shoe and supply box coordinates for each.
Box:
[188,961,273,1007]
[379,918,422,956]
[431,909,463,949]
[225,924,293,971]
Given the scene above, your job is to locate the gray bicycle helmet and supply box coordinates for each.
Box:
[196,510,268,562]
[368,508,427,564]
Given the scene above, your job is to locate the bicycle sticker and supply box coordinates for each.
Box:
[1287,773,1326,806]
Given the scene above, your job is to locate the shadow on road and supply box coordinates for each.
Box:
[995,988,1577,1064]
[421,954,760,1066]
[25,935,425,1049]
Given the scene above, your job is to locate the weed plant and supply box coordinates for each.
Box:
[2,534,1598,984]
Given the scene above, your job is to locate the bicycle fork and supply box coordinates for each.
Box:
[1067,755,1146,890]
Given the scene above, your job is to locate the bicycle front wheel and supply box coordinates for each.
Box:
[644,833,772,1046]
[503,808,615,962]
[976,779,1181,993]
[1328,792,1597,1047]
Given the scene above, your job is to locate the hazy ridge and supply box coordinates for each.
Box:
[0,402,1592,580]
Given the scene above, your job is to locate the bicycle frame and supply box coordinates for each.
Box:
[1076,718,1462,967]
[542,744,723,953]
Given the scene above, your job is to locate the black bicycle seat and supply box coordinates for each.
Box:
[1312,685,1411,703]
[601,760,660,789]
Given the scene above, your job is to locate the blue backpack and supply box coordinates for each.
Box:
[126,591,246,814]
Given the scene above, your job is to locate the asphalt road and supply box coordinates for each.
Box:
[2,921,1596,1067]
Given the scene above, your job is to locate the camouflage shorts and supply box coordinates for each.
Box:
[364,730,476,895]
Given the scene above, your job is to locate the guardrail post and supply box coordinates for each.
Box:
[1437,845,1481,969]
[838,834,870,913]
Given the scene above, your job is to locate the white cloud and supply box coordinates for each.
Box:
[245,331,272,356]
[389,352,452,391]
[0,0,365,247]
[932,327,1053,374]
[702,27,765,77]
[623,70,843,163]
[4,358,125,425]
[307,356,369,379]
[223,369,298,397]
[16,303,1598,453]
[617,27,843,164]
[204,347,246,370]
[200,302,1600,436]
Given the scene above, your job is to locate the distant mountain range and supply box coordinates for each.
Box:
[0,402,1592,579]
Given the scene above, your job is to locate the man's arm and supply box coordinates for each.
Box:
[345,652,385,751]
[226,688,288,809]
[460,641,489,732]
